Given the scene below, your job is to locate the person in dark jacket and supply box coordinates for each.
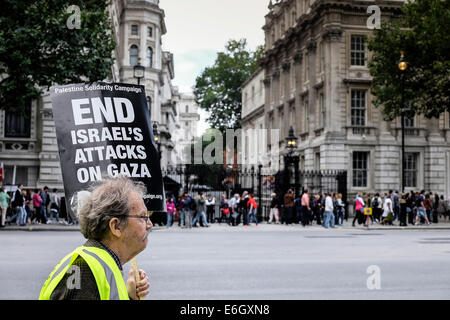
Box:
[8,184,26,226]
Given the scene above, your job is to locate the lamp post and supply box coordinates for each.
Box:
[133,58,145,85]
[152,122,161,159]
[398,52,408,193]
[284,126,299,195]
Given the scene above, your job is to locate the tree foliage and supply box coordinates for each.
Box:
[194,39,264,132]
[185,131,224,190]
[368,0,450,120]
[0,0,116,113]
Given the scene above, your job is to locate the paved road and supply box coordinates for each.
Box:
[1,224,449,300]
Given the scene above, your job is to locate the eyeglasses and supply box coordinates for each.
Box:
[115,213,152,223]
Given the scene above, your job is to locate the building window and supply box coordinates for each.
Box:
[129,45,139,66]
[5,101,31,138]
[147,26,153,38]
[303,99,308,132]
[3,165,38,187]
[315,152,320,170]
[185,105,189,113]
[305,53,309,81]
[404,115,414,128]
[146,47,153,68]
[319,93,325,127]
[131,24,139,36]
[351,89,366,126]
[320,42,325,72]
[351,35,366,66]
[405,153,418,188]
[353,151,368,187]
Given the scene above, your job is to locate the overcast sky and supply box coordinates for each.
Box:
[160,0,269,135]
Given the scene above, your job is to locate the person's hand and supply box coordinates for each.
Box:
[126,268,150,300]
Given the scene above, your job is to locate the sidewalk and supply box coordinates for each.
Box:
[1,220,450,232]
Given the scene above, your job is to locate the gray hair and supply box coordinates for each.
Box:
[78,176,147,241]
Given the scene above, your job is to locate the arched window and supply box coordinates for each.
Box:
[146,47,153,68]
[130,45,139,66]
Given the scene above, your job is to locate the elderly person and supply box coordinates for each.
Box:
[39,176,152,300]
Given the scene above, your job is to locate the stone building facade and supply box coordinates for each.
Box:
[241,69,268,168]
[255,0,450,198]
[0,0,198,191]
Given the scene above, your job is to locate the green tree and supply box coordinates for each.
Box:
[185,131,224,190]
[0,0,116,113]
[368,0,450,120]
[194,39,264,132]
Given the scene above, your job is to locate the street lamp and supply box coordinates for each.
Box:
[133,58,145,85]
[152,122,161,159]
[284,126,299,196]
[398,51,408,193]
[285,126,298,155]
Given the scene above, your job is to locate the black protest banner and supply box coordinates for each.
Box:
[50,82,165,218]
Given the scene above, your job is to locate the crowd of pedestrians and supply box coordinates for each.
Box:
[163,188,450,229]
[165,190,261,228]
[0,184,71,227]
[352,190,450,227]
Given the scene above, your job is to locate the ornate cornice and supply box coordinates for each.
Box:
[282,60,291,72]
[293,50,303,63]
[306,40,317,53]
[263,77,271,88]
[322,28,343,42]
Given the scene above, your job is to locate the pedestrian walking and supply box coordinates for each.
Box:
[0,185,10,227]
[415,190,430,225]
[206,194,215,223]
[283,189,295,225]
[269,193,280,224]
[228,194,240,226]
[424,193,433,223]
[437,195,446,222]
[166,198,175,227]
[352,193,365,227]
[312,193,322,226]
[336,193,345,226]
[247,193,258,226]
[323,193,335,229]
[24,189,32,225]
[39,186,49,224]
[8,184,27,226]
[39,176,151,300]
[49,188,60,223]
[391,190,400,222]
[371,193,382,223]
[181,192,193,228]
[240,191,249,226]
[300,190,311,227]
[399,193,408,226]
[381,193,393,225]
[406,192,414,225]
[192,192,208,227]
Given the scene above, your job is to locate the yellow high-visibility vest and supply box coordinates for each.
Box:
[39,246,129,300]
